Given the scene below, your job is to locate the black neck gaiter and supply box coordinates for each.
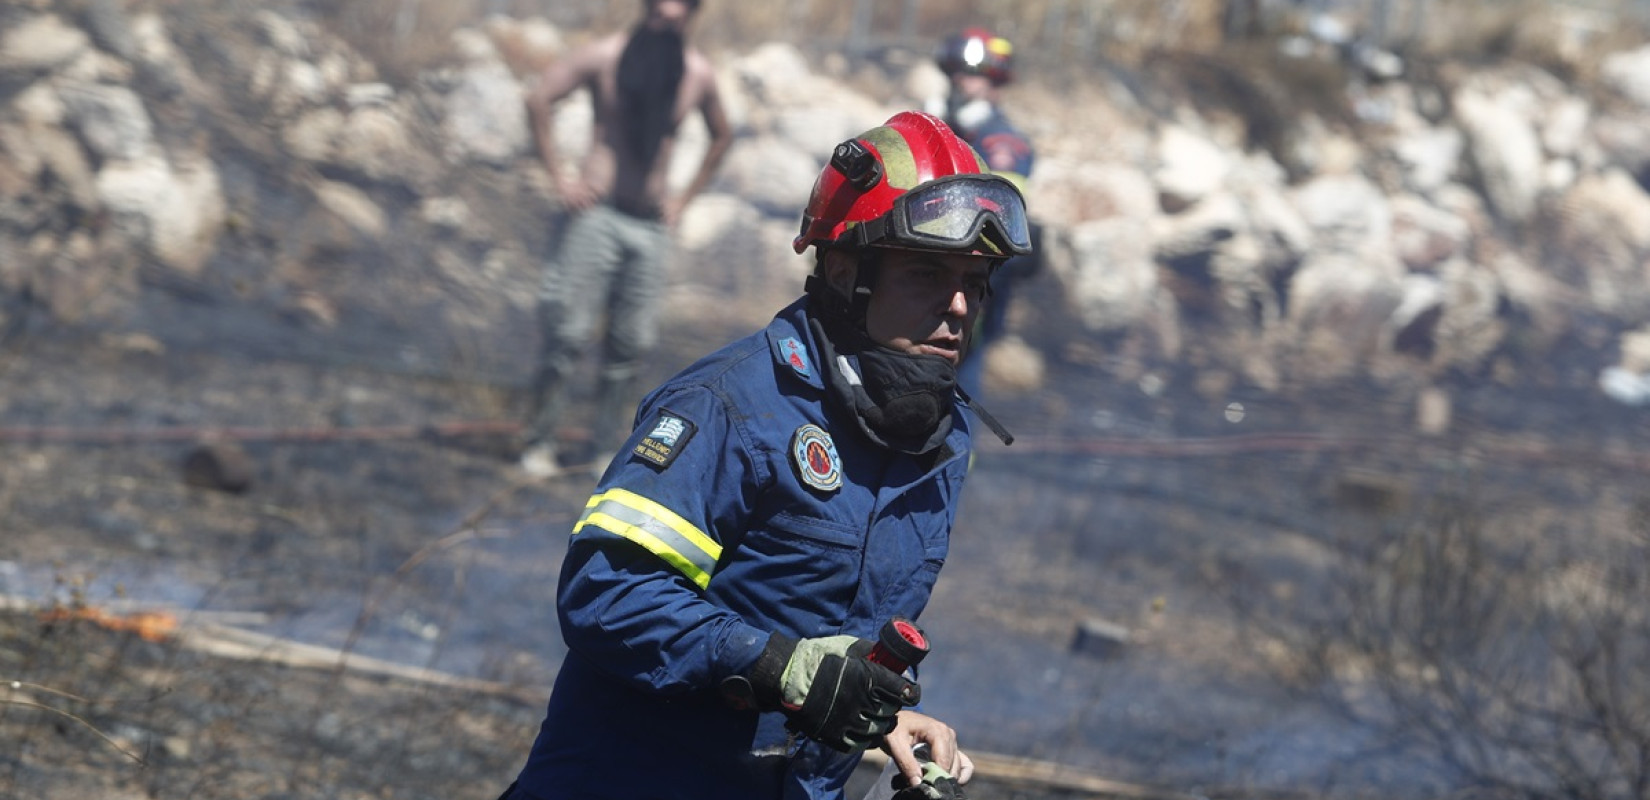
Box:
[808,313,956,455]
[617,25,685,167]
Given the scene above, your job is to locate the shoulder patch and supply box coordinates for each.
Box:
[778,336,813,379]
[633,409,698,469]
[791,424,841,493]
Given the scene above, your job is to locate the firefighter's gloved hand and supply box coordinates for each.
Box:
[890,758,967,800]
[744,632,920,753]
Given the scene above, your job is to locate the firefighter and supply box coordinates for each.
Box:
[933,27,1041,401]
[498,110,1031,799]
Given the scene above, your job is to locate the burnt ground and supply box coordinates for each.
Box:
[0,328,557,800]
[0,312,1182,800]
[6,1,1650,795]
[0,284,1177,800]
[0,606,542,800]
[2,268,1650,800]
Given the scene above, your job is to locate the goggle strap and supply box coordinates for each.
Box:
[851,215,890,249]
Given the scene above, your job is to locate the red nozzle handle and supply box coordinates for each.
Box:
[866,617,929,673]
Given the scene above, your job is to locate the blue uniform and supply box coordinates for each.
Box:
[958,106,1033,181]
[510,297,973,800]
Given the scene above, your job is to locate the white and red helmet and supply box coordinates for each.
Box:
[936,27,1016,86]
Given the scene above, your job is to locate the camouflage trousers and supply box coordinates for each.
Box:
[525,203,670,455]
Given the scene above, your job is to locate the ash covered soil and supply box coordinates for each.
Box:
[6,1,1650,796]
[0,291,1145,800]
[0,327,558,800]
[0,285,1121,800]
[2,273,1647,800]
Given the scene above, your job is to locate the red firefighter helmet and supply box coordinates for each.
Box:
[936,27,1015,86]
[793,111,1031,259]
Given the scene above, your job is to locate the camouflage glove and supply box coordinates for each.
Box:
[739,632,920,753]
[890,758,967,800]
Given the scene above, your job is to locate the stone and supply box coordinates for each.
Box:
[1053,217,1162,334]
[1600,44,1650,108]
[182,441,255,494]
[57,81,156,162]
[1070,618,1130,660]
[310,179,386,238]
[1154,125,1233,212]
[96,154,226,274]
[1331,469,1407,514]
[1416,386,1452,435]
[710,138,816,215]
[0,14,90,74]
[443,62,528,165]
[982,335,1046,394]
[1454,84,1544,224]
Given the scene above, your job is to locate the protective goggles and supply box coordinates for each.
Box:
[851,173,1033,257]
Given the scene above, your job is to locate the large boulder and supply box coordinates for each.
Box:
[442,30,528,166]
[96,153,225,274]
[728,42,888,157]
[1389,124,1465,196]
[57,81,155,162]
[1030,158,1158,229]
[1452,78,1547,225]
[711,137,819,216]
[1552,169,1650,318]
[1600,44,1650,109]
[1052,216,1165,335]
[1290,173,1392,260]
[1283,250,1406,382]
[1390,193,1471,271]
[1153,124,1235,212]
[0,13,90,76]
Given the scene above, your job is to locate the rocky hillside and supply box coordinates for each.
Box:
[6,1,1650,422]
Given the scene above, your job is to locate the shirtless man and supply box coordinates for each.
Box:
[520,0,733,478]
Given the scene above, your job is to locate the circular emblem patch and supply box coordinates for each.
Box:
[791,424,841,493]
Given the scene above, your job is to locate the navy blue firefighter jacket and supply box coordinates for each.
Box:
[511,296,973,799]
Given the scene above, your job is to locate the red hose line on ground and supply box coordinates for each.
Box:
[3,422,1648,471]
[1008,432,1384,457]
[4,423,1351,451]
[1010,432,1650,472]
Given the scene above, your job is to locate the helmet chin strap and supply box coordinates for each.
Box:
[803,249,881,334]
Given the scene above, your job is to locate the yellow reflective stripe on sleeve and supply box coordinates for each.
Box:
[573,488,723,590]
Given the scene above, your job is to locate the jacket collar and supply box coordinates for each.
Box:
[765,297,825,392]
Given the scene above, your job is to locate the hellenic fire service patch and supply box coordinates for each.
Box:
[778,337,812,379]
[634,409,697,468]
[791,424,841,493]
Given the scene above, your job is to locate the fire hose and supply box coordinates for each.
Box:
[4,421,1649,474]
